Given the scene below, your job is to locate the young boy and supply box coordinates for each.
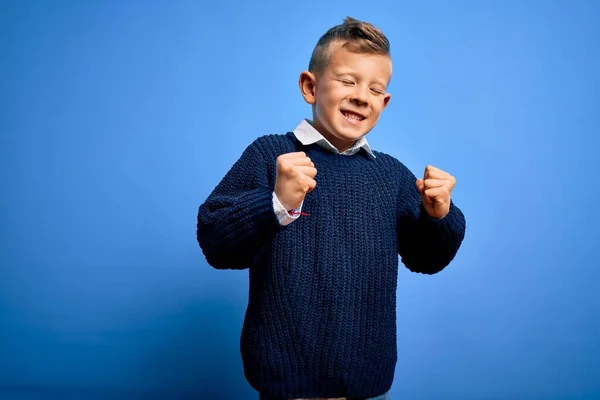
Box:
[196,17,466,400]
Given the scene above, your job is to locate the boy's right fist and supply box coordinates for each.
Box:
[274,151,317,211]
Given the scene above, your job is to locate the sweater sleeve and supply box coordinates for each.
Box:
[196,139,282,270]
[396,169,466,275]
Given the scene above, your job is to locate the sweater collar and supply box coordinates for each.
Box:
[293,119,376,158]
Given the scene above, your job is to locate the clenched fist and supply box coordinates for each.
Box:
[415,165,456,219]
[275,152,317,211]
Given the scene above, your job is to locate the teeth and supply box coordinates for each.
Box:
[342,111,363,120]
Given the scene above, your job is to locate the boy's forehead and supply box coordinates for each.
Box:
[325,44,392,80]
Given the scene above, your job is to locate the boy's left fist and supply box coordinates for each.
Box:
[415,165,456,219]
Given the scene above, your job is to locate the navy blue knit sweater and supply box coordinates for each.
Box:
[196,132,466,399]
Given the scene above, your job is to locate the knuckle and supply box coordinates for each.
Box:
[280,161,293,173]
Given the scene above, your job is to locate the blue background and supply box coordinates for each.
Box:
[1,1,599,399]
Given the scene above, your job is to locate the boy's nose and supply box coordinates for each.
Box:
[350,87,369,106]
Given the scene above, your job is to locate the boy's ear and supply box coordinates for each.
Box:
[383,92,391,109]
[299,70,317,105]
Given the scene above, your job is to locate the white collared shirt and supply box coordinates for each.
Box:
[293,119,376,158]
[272,119,374,225]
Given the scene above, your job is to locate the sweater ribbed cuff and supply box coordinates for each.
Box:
[419,201,466,237]
[211,187,280,250]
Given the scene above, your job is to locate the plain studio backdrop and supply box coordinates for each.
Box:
[1,1,598,399]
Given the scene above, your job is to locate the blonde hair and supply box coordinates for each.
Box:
[308,16,390,75]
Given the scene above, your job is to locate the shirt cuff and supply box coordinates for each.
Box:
[272,192,303,226]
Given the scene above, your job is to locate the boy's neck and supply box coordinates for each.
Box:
[309,119,358,153]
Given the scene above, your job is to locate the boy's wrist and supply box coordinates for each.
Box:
[273,191,304,226]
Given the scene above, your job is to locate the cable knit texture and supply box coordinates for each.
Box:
[197,132,466,399]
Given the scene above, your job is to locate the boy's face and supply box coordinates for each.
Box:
[300,44,392,152]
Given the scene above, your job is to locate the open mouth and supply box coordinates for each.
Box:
[340,110,366,124]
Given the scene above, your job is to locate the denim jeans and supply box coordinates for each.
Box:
[259,391,390,400]
[367,392,390,400]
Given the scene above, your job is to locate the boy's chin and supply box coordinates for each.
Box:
[336,117,374,135]
[335,124,371,140]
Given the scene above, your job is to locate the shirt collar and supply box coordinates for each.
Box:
[292,119,376,158]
